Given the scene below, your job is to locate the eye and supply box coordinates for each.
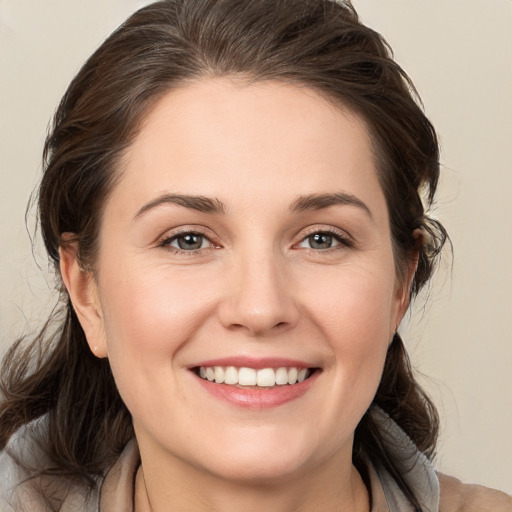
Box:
[297,229,351,251]
[162,232,213,252]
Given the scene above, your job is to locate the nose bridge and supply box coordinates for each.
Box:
[219,241,299,336]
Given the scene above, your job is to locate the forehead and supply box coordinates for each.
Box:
[110,78,386,219]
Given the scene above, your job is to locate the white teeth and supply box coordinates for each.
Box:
[197,365,313,387]
[224,366,238,385]
[257,368,276,387]
[214,366,225,384]
[275,367,289,385]
[238,367,257,386]
[287,367,298,385]
[297,368,308,382]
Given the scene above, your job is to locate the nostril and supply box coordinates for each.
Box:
[229,323,247,331]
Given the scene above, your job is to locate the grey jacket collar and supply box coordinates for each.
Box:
[98,407,440,511]
[370,406,440,512]
[0,407,440,511]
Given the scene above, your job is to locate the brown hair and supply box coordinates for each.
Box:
[1,0,447,509]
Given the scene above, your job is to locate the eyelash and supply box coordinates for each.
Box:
[158,227,354,255]
[295,227,354,252]
[158,228,218,255]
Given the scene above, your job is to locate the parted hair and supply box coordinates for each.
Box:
[0,1,448,510]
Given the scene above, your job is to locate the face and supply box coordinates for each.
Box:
[74,78,409,484]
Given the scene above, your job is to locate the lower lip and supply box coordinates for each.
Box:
[194,371,319,409]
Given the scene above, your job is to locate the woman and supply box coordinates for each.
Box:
[0,0,510,510]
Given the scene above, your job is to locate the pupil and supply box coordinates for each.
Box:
[310,233,332,249]
[178,234,202,250]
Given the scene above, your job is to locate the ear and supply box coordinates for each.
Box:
[59,239,108,358]
[393,245,420,334]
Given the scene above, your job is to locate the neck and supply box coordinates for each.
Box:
[134,450,369,512]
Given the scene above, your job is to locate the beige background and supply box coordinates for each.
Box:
[1,0,511,494]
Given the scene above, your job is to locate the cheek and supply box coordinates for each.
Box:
[304,263,398,342]
[96,265,219,390]
[302,262,397,395]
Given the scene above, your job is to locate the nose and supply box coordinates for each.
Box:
[217,251,300,337]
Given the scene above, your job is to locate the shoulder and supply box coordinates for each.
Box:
[0,443,24,512]
[439,473,512,512]
[0,416,101,512]
[0,417,45,511]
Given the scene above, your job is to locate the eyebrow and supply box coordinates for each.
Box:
[133,194,226,220]
[290,192,373,219]
[133,191,372,221]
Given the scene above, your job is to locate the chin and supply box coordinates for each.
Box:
[200,454,311,485]
[186,426,325,484]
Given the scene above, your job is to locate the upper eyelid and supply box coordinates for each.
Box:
[296,225,353,242]
[164,231,211,243]
[159,226,218,243]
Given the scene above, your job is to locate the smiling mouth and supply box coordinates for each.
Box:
[193,366,317,388]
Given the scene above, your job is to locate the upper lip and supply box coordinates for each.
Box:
[189,356,318,370]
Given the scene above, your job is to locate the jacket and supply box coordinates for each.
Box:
[1,408,510,511]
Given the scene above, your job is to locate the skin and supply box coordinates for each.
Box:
[60,78,413,512]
